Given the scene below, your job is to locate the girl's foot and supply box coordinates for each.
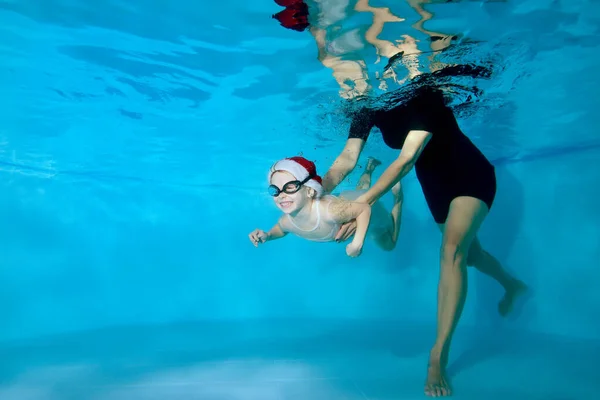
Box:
[365,157,381,173]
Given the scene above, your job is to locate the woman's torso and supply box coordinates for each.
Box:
[367,87,493,174]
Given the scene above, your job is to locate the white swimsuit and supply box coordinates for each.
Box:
[286,198,340,242]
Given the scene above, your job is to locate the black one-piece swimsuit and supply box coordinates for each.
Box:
[348,87,496,224]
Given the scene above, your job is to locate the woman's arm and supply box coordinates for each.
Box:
[359,130,431,206]
[321,138,366,194]
[333,130,430,242]
[327,198,372,248]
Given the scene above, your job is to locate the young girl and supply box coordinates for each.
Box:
[249,156,403,257]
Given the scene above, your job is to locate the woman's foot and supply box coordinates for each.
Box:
[498,279,528,317]
[425,361,452,397]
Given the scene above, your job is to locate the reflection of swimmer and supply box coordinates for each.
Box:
[311,26,370,99]
[271,0,465,98]
[310,0,461,97]
[408,0,461,72]
[308,0,409,98]
[272,0,310,32]
[360,0,461,88]
[409,0,459,52]
[353,0,420,88]
[321,85,529,397]
[249,156,403,256]
[271,0,407,97]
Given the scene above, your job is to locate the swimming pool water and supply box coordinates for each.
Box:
[1,0,599,399]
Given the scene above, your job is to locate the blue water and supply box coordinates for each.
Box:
[1,0,599,399]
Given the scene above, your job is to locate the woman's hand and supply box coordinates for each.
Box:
[335,220,357,242]
[334,194,369,242]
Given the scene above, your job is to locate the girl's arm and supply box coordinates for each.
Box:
[266,218,289,242]
[250,218,288,247]
[326,198,371,247]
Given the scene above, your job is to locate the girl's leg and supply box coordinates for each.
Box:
[356,157,381,190]
[374,182,403,251]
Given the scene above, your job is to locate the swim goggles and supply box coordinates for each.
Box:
[268,174,313,197]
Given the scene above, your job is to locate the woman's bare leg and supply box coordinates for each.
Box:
[435,230,528,317]
[426,196,528,397]
[426,196,488,397]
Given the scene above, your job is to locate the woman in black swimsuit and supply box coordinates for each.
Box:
[321,85,527,397]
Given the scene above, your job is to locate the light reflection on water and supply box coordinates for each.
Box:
[278,0,494,99]
[0,0,597,183]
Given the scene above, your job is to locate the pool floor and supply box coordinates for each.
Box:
[1,320,597,399]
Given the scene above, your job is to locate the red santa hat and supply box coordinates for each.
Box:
[268,156,324,197]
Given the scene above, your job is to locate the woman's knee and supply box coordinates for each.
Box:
[440,239,469,266]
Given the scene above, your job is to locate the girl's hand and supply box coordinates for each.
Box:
[249,229,269,247]
[346,241,363,257]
